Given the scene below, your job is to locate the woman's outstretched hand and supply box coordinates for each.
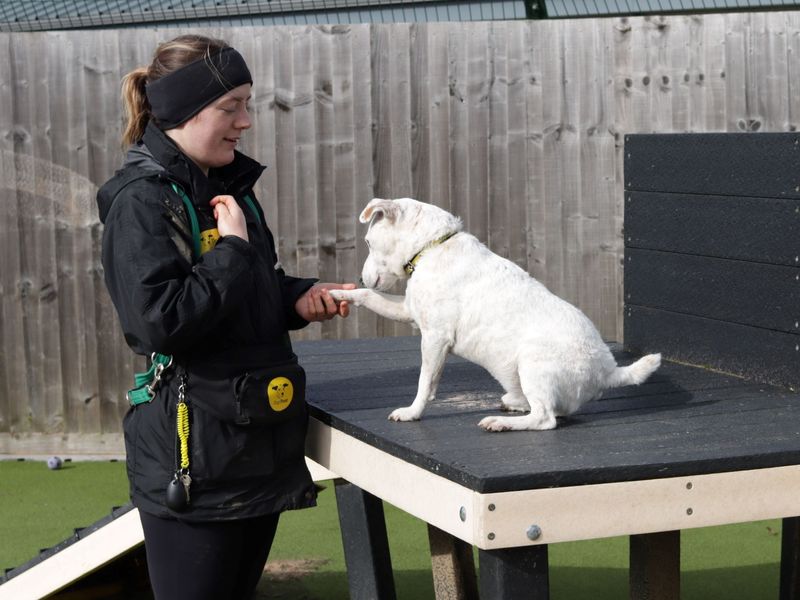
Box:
[210,195,249,242]
[295,283,357,322]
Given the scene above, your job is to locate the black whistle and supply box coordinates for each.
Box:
[166,477,188,511]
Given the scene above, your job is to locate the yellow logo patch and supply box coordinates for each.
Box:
[267,377,294,412]
[199,228,220,255]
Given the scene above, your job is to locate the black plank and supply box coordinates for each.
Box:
[625,248,800,333]
[301,340,778,431]
[334,481,397,600]
[625,305,799,388]
[302,340,743,412]
[478,545,549,600]
[624,132,800,198]
[330,382,798,453]
[298,338,800,493]
[314,388,800,492]
[624,191,800,266]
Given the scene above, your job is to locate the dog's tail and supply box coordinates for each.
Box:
[605,353,661,388]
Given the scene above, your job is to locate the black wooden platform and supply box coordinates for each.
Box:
[297,336,800,494]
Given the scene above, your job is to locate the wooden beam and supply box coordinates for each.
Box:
[629,531,680,600]
[427,524,478,600]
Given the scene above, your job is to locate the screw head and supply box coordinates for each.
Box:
[488,503,496,511]
[527,525,542,541]
[459,506,466,522]
[488,532,495,540]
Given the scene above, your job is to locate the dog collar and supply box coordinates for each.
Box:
[403,231,458,276]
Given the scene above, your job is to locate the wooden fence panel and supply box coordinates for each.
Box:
[0,34,25,435]
[350,24,378,339]
[2,13,800,447]
[330,25,360,341]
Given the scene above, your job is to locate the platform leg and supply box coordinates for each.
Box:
[478,545,549,599]
[629,531,680,600]
[780,517,800,600]
[334,479,397,600]
[427,524,478,600]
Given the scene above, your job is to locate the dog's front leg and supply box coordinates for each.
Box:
[389,334,450,422]
[329,289,414,323]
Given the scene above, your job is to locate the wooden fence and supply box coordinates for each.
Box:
[2,12,799,451]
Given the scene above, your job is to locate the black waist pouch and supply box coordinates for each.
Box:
[186,357,306,426]
[232,358,307,426]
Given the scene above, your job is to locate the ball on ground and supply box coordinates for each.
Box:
[47,456,63,470]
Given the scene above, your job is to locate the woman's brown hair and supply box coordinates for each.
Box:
[120,34,229,147]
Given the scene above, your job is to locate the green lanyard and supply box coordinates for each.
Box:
[170,183,262,261]
[127,185,263,407]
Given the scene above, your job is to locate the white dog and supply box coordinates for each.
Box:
[330,198,661,432]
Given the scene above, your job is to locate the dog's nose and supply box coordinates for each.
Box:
[358,276,365,287]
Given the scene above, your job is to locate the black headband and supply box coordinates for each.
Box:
[145,47,253,129]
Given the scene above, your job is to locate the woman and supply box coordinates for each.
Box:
[96,34,353,600]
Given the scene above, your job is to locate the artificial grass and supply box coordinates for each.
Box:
[0,460,130,570]
[0,460,785,599]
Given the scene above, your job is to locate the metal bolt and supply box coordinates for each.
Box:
[459,506,466,522]
[488,532,496,540]
[687,508,694,516]
[526,525,542,541]
[686,482,693,490]
[488,503,496,511]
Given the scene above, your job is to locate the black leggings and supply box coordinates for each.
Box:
[139,511,280,600]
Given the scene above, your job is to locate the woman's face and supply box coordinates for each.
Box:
[166,83,252,174]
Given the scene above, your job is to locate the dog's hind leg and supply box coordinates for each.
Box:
[482,366,529,412]
[500,392,530,412]
[479,368,558,431]
[479,398,557,431]
[389,333,451,422]
[494,375,529,413]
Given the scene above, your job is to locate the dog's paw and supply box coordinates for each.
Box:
[478,416,513,432]
[500,393,530,413]
[388,407,421,422]
[329,288,366,306]
[480,413,556,431]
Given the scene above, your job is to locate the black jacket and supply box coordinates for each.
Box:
[97,123,318,520]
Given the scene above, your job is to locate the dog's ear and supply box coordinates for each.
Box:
[360,198,398,224]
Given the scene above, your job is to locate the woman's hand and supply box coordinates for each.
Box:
[295,283,357,322]
[210,195,249,242]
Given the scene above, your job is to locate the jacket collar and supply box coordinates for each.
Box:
[140,121,265,208]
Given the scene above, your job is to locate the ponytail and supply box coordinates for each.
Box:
[120,67,150,148]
